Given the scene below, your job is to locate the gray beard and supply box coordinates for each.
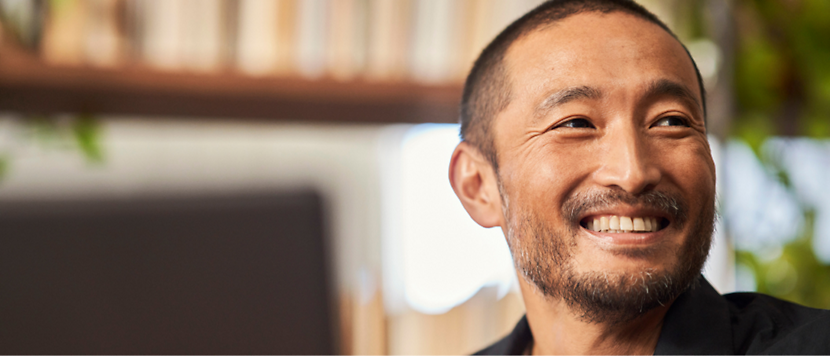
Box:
[503,189,715,324]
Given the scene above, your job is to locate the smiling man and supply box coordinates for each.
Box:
[449,0,830,354]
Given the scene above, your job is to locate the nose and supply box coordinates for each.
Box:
[592,123,661,195]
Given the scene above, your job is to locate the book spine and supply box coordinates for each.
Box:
[327,0,366,80]
[236,0,279,75]
[296,0,328,78]
[180,0,223,72]
[409,0,462,83]
[142,0,187,70]
[219,0,240,71]
[84,0,125,68]
[365,0,411,81]
[274,0,298,76]
[40,0,87,65]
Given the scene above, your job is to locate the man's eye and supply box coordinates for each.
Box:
[653,116,690,127]
[556,118,595,129]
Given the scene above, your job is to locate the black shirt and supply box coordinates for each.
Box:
[475,276,830,354]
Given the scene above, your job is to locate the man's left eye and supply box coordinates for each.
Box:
[653,116,690,127]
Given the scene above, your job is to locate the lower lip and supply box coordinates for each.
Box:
[580,226,666,246]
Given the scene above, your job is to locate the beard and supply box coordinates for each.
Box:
[502,188,715,324]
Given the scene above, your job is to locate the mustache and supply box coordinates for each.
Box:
[562,189,687,228]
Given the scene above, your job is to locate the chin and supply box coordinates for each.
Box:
[584,256,674,275]
[505,187,716,324]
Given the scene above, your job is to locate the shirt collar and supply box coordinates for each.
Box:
[653,276,735,354]
[486,275,734,355]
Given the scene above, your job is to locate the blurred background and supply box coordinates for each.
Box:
[0,0,828,354]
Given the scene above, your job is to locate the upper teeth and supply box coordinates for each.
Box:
[586,216,661,233]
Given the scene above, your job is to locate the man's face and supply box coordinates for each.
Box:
[493,12,716,322]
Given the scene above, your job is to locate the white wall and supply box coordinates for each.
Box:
[0,116,391,308]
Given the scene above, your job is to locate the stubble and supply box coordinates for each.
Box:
[503,188,715,324]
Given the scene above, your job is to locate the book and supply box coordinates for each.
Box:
[409,0,464,83]
[365,0,411,81]
[296,0,327,78]
[40,0,87,65]
[0,0,43,50]
[327,0,368,80]
[181,0,223,72]
[141,0,187,70]
[219,0,240,70]
[274,0,298,75]
[84,0,125,68]
[236,0,280,75]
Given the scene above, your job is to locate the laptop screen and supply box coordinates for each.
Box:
[0,191,335,354]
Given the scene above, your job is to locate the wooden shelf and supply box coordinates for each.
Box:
[0,45,463,124]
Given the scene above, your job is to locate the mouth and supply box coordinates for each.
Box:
[579,215,669,233]
[577,213,671,247]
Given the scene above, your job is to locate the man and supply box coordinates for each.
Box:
[448,0,830,354]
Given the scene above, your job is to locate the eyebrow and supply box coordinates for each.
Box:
[644,79,701,113]
[534,85,602,119]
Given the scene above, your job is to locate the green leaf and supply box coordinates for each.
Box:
[0,156,8,181]
[28,115,61,146]
[72,114,104,163]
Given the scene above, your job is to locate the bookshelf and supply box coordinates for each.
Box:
[0,0,553,124]
[0,42,462,123]
[0,0,552,124]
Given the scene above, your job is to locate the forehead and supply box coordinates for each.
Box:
[501,11,700,109]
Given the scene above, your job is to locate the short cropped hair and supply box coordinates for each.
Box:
[459,0,706,171]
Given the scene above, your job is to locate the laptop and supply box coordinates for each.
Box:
[0,191,336,354]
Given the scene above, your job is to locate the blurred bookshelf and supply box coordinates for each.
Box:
[0,0,545,123]
[0,41,462,123]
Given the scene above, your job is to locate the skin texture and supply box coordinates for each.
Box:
[449,11,716,355]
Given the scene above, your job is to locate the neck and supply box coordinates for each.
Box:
[519,278,672,355]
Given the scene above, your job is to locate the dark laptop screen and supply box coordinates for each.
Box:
[0,191,335,354]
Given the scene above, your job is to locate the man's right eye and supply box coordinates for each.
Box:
[555,118,595,129]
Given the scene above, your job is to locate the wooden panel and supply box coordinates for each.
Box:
[387,287,527,355]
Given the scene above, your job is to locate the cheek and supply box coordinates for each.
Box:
[659,142,716,205]
[503,146,592,214]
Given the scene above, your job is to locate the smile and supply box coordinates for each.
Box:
[580,215,668,233]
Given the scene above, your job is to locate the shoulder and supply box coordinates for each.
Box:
[725,292,830,354]
[473,316,532,355]
[474,337,514,355]
[654,277,829,354]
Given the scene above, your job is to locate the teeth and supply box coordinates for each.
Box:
[609,216,620,230]
[620,216,633,231]
[633,217,645,231]
[585,215,662,233]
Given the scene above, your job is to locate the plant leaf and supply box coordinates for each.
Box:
[0,156,8,181]
[72,114,104,163]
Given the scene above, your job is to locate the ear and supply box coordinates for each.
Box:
[449,141,504,228]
